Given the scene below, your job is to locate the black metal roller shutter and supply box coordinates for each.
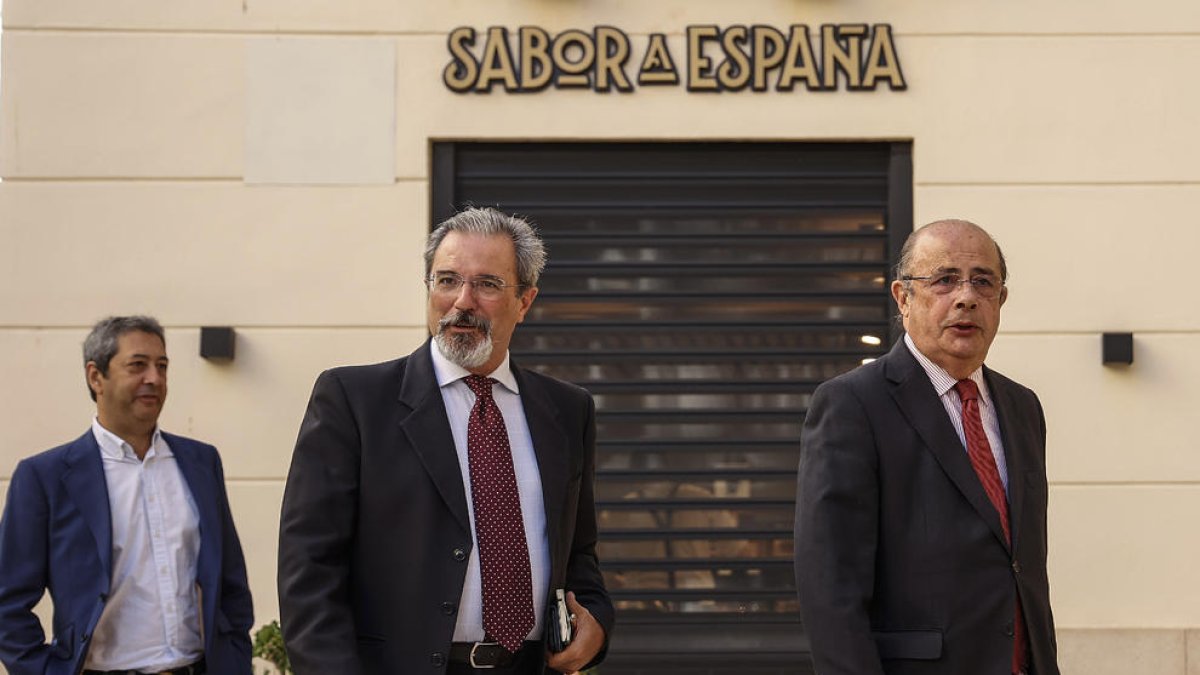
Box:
[432,141,912,674]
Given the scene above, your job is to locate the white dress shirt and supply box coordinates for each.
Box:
[85,419,204,671]
[430,344,550,643]
[904,334,1011,492]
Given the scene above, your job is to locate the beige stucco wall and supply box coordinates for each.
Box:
[2,1,1198,672]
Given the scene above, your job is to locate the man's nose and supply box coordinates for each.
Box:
[453,282,478,310]
[953,283,980,308]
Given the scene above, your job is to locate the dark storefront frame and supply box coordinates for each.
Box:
[432,141,912,673]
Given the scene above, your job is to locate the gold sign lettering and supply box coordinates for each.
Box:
[779,25,820,91]
[717,25,751,91]
[443,24,906,93]
[687,25,720,92]
[443,27,478,93]
[519,26,553,91]
[596,26,634,92]
[752,27,786,92]
[862,25,906,90]
[476,27,518,92]
[638,34,679,85]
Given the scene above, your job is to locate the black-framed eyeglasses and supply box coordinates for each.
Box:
[426,272,525,301]
[902,273,1004,299]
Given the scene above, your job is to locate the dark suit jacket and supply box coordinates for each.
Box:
[794,338,1059,675]
[0,431,254,675]
[277,341,614,675]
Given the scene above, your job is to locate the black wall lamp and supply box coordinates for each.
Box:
[200,326,236,362]
[1101,332,1133,366]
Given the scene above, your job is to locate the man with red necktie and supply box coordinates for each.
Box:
[794,219,1060,675]
[279,208,613,674]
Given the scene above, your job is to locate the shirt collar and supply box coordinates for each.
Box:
[92,417,170,461]
[902,333,990,403]
[429,340,519,395]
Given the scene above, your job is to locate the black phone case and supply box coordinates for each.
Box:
[546,589,573,652]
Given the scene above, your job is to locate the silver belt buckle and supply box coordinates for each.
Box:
[469,641,501,669]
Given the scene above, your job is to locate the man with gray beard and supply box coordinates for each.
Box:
[278,208,613,675]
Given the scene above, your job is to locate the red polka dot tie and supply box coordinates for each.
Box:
[956,378,1027,673]
[464,375,534,654]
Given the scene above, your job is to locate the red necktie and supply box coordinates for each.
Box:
[956,378,1027,673]
[464,375,535,653]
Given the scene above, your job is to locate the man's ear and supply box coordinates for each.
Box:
[890,280,910,318]
[515,286,539,323]
[999,284,1009,308]
[86,362,104,398]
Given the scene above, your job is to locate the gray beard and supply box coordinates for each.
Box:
[434,327,493,370]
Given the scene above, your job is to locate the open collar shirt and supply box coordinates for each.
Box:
[87,418,203,671]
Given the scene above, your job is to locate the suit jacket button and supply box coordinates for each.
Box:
[441,602,457,615]
[431,652,446,667]
[1004,620,1015,637]
[1012,560,1022,573]
[453,548,467,562]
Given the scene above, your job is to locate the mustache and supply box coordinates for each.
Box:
[438,310,491,334]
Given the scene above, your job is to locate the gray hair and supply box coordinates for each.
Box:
[424,207,547,290]
[83,315,165,401]
[894,218,1008,289]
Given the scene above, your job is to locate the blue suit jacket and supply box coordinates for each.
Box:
[0,430,254,675]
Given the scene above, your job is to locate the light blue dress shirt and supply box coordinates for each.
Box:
[430,344,550,643]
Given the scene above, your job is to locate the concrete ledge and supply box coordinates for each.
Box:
[1190,629,1200,675]
[1059,628,1190,675]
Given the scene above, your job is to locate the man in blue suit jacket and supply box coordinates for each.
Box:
[0,316,254,675]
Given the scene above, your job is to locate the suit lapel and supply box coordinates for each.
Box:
[170,436,220,586]
[61,432,114,578]
[986,370,1027,550]
[398,342,472,533]
[169,434,221,644]
[885,341,1010,550]
[512,363,569,574]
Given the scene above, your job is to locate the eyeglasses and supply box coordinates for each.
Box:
[426,272,524,301]
[902,273,1004,299]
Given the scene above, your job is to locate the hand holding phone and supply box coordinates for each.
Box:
[546,588,574,652]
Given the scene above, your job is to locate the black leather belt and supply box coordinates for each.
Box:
[449,641,537,668]
[84,658,205,675]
